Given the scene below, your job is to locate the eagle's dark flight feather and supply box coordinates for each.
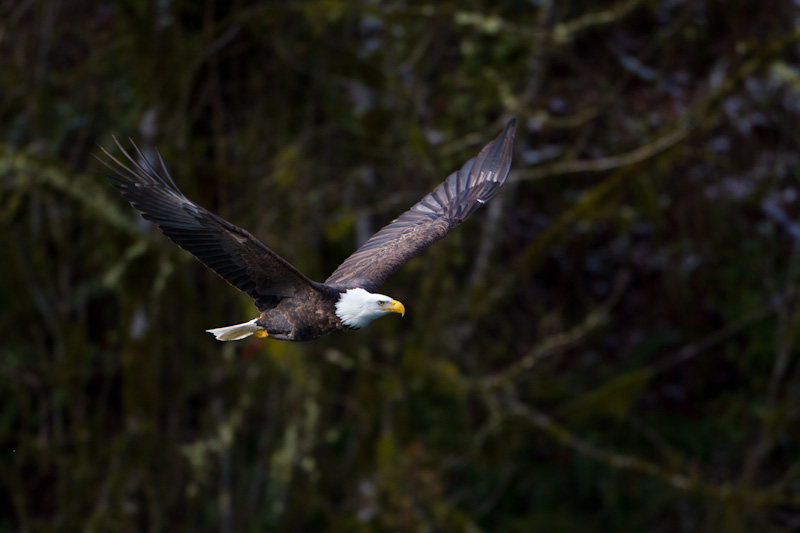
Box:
[97,139,326,311]
[325,119,516,291]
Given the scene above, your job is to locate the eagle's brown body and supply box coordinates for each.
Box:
[99,120,516,341]
[258,288,344,341]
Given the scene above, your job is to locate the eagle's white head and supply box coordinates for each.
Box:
[335,288,405,329]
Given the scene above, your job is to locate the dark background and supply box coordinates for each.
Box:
[3,1,800,531]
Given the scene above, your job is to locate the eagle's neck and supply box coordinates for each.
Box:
[335,288,381,329]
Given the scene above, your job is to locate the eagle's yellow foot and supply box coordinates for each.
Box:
[254,330,270,338]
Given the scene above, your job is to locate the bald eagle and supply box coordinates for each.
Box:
[99,120,516,341]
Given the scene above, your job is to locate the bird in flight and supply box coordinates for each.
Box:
[99,120,516,341]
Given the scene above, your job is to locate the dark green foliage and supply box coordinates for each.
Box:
[2,0,800,530]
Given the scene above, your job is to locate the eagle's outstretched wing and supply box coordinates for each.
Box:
[98,140,325,311]
[325,119,516,292]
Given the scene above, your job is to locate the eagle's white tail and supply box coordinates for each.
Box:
[206,318,263,341]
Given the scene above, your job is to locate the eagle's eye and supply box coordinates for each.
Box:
[376,300,386,306]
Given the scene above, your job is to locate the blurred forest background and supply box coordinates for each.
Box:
[3,0,800,531]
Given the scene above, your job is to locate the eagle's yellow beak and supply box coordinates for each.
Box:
[387,299,405,317]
